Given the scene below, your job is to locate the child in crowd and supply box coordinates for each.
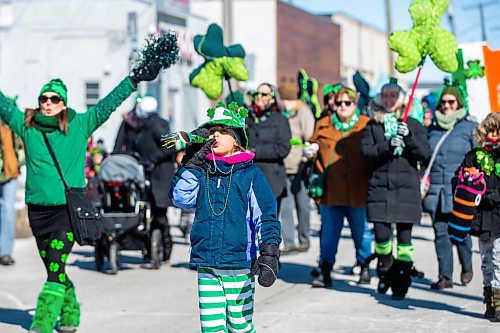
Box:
[448,112,500,321]
[169,102,281,332]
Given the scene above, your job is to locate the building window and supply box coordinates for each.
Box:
[86,82,100,108]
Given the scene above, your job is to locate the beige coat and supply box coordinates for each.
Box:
[283,102,315,174]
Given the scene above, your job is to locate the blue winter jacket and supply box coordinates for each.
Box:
[423,117,476,216]
[169,155,281,269]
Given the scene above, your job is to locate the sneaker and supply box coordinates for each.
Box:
[460,269,473,285]
[430,277,453,290]
[358,264,371,285]
[0,255,15,266]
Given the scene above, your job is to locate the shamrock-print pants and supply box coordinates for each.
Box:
[35,229,74,284]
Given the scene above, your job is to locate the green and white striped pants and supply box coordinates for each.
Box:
[197,267,256,333]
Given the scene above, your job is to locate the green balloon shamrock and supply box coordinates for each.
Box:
[190,24,249,100]
[464,60,485,79]
[389,0,458,73]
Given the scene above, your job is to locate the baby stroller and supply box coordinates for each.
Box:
[94,154,164,273]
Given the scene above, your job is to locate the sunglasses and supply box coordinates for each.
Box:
[335,100,353,107]
[39,95,63,104]
[247,90,274,98]
[440,99,456,105]
[209,126,232,136]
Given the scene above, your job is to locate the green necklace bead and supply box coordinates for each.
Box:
[206,166,234,217]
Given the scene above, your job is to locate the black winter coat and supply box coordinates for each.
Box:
[361,116,431,224]
[113,112,140,155]
[132,114,176,208]
[457,148,500,238]
[246,111,291,198]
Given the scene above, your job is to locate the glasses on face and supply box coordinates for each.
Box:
[440,99,456,106]
[248,90,274,98]
[335,100,353,107]
[39,95,62,104]
[209,126,232,136]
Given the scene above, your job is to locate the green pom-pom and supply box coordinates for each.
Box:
[131,31,180,78]
[207,108,215,119]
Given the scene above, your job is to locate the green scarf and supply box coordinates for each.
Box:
[332,110,360,131]
[434,108,467,130]
[34,109,76,133]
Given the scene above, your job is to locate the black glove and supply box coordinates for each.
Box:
[130,62,161,85]
[181,139,215,170]
[249,242,280,287]
[191,127,210,138]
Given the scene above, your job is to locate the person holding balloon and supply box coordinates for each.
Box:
[360,81,430,299]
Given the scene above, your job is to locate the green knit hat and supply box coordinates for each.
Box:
[39,78,68,105]
[199,101,248,148]
[440,85,464,107]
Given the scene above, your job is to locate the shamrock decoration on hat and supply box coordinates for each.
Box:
[189,24,249,100]
[389,0,458,74]
[199,101,249,148]
[297,69,321,119]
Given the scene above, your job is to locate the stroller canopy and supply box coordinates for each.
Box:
[99,154,144,184]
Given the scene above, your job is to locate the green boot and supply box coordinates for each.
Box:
[30,282,65,333]
[59,279,80,332]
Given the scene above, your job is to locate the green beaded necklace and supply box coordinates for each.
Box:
[476,148,500,177]
[206,165,234,217]
[332,110,360,131]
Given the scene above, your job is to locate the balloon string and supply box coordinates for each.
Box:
[402,65,423,123]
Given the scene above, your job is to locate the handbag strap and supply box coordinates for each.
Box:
[41,132,69,189]
[423,128,453,179]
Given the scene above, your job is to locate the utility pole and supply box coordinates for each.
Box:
[448,0,456,36]
[464,1,499,42]
[385,0,395,76]
[223,0,233,45]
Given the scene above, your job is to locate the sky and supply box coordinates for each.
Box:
[286,0,500,83]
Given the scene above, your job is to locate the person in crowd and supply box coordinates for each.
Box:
[113,97,140,155]
[423,86,476,290]
[131,95,176,264]
[278,82,315,253]
[422,94,437,128]
[361,81,430,300]
[321,83,344,120]
[0,97,24,266]
[0,66,157,331]
[169,103,281,333]
[246,83,291,212]
[448,113,499,320]
[305,87,372,287]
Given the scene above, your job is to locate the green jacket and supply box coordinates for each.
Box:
[0,77,137,205]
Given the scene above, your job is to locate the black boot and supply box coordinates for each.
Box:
[376,254,393,294]
[389,260,413,300]
[312,262,332,288]
[358,263,371,285]
[484,286,495,319]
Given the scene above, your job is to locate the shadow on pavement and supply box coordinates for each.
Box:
[0,307,32,330]
[278,262,315,284]
[331,278,483,319]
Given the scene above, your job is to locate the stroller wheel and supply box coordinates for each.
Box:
[151,229,164,270]
[109,242,120,275]
[94,242,105,272]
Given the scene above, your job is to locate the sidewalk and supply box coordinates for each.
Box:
[0,211,498,332]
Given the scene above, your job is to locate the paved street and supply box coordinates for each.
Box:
[0,209,498,333]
